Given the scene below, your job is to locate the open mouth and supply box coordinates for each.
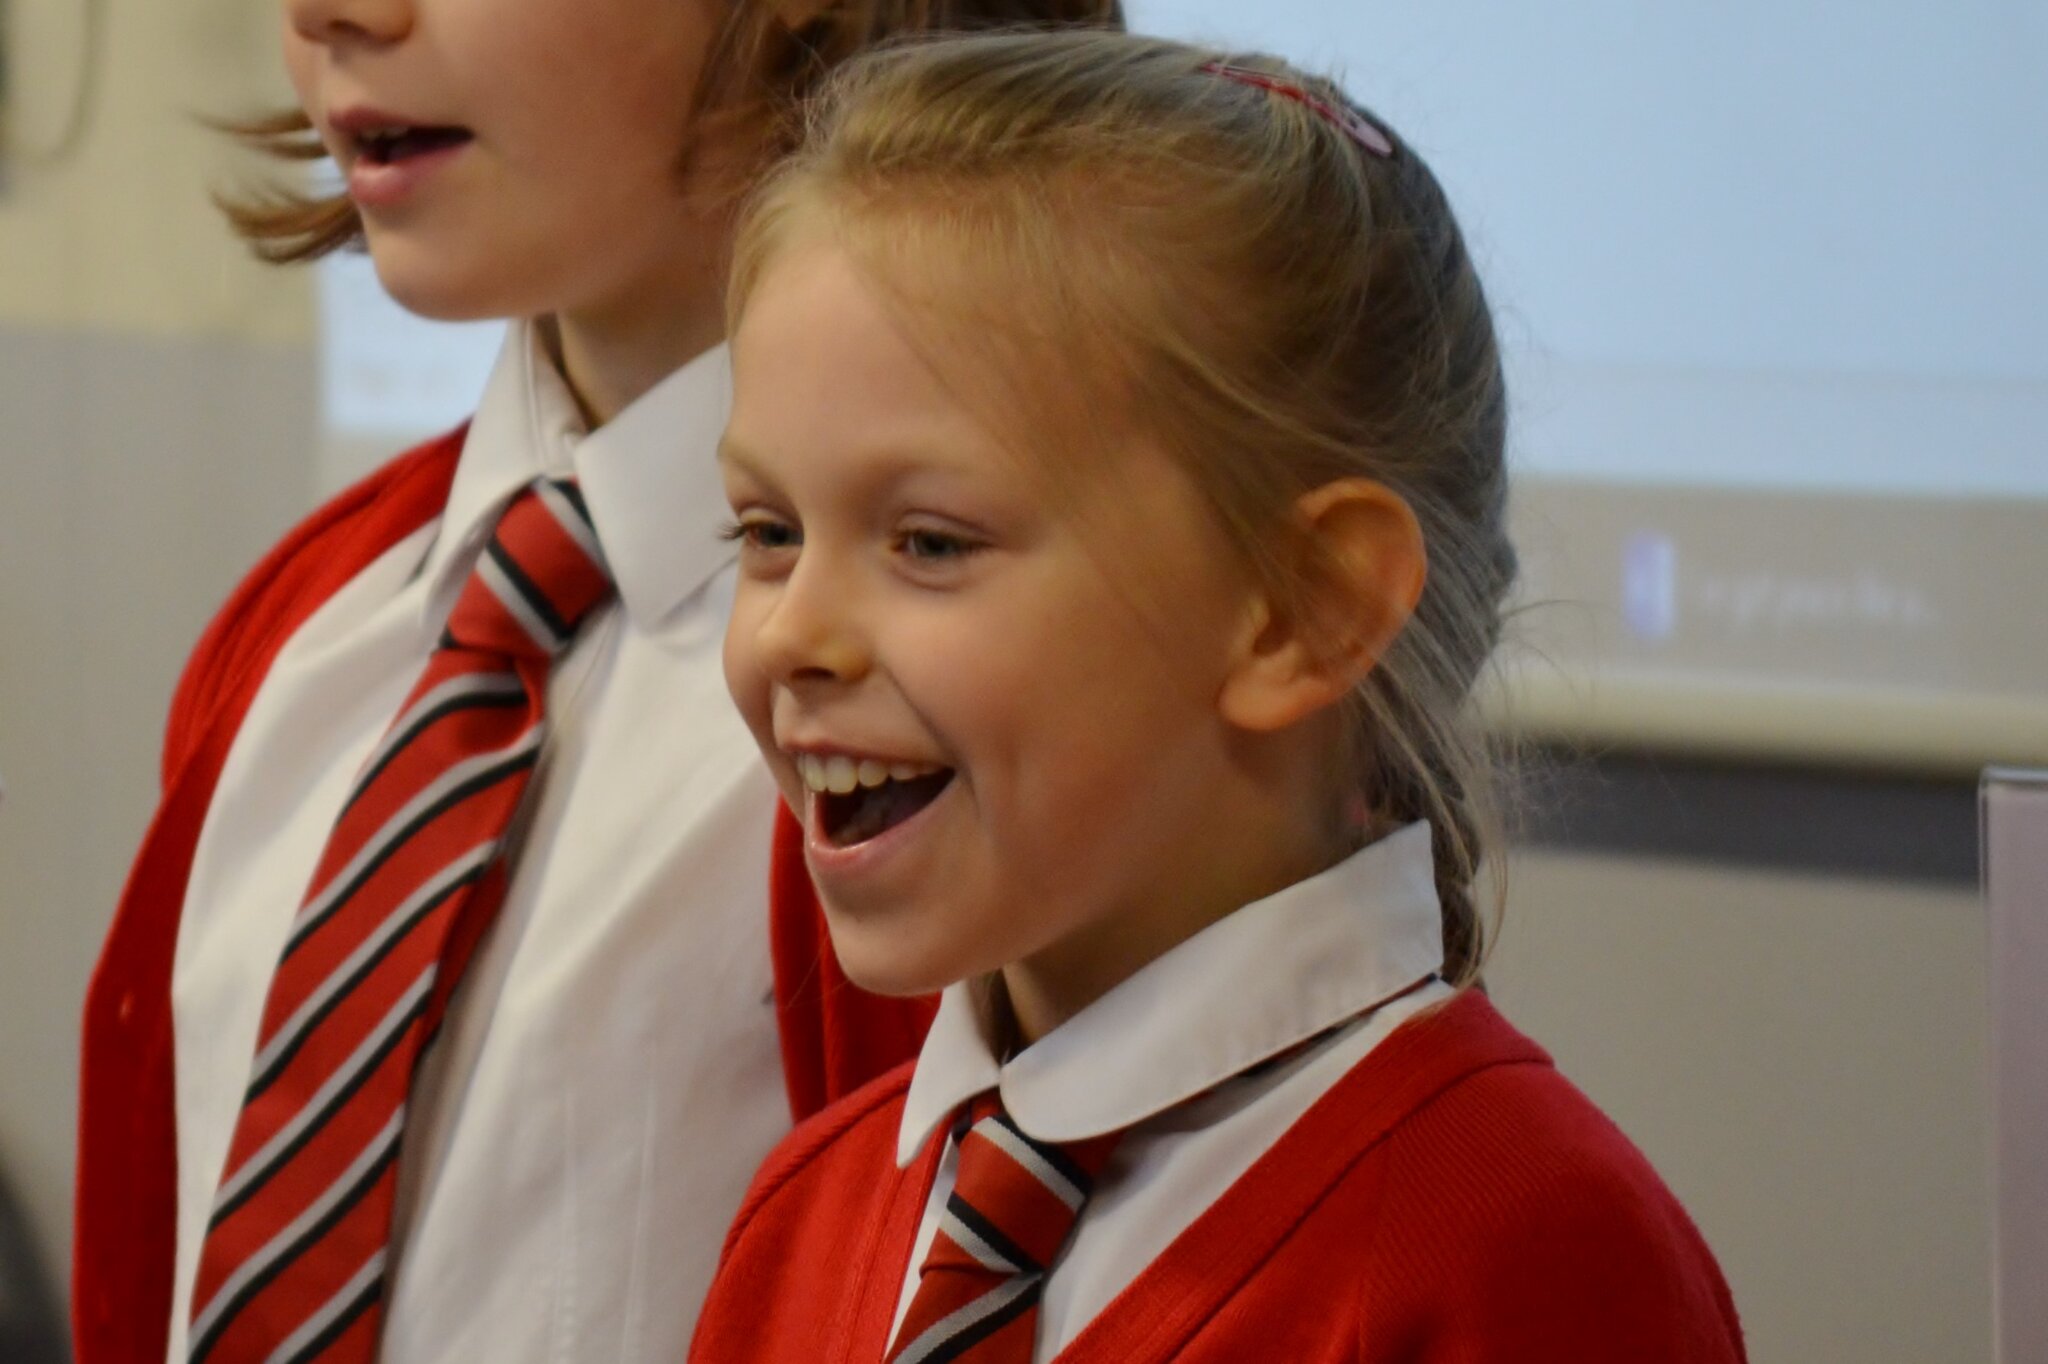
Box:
[797,754,956,849]
[353,125,474,166]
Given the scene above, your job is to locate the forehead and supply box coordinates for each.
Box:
[725,239,1045,484]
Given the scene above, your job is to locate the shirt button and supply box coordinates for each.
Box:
[117,991,136,1023]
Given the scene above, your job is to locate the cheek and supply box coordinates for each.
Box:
[517,3,701,153]
[721,595,772,732]
[723,597,805,808]
[721,607,758,693]
[943,592,1188,810]
[1022,590,1234,821]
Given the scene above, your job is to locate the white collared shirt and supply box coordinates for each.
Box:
[890,823,1455,1359]
[167,323,786,1363]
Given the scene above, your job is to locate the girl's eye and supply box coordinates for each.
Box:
[720,515,800,552]
[896,527,982,562]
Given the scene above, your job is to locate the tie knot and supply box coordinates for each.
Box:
[885,1096,1122,1362]
[445,478,614,662]
[946,1095,1120,1276]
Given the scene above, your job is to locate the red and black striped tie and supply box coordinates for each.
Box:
[886,1094,1121,1364]
[186,477,612,1363]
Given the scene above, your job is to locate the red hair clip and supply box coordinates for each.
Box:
[1200,61,1395,159]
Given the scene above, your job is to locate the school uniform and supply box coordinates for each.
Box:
[690,824,1748,1363]
[72,323,930,1364]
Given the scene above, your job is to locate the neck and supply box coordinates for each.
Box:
[1002,838,1341,1047]
[1001,738,1349,1047]
[550,264,725,427]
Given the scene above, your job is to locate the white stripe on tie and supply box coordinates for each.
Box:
[976,1119,1086,1211]
[212,969,436,1217]
[939,1206,1028,1275]
[188,1110,404,1349]
[252,843,499,1088]
[262,1248,387,1364]
[288,728,540,944]
[533,480,607,576]
[889,1275,1038,1364]
[348,670,524,799]
[475,551,565,655]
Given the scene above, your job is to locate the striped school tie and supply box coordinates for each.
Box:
[185,476,613,1364]
[886,1094,1121,1364]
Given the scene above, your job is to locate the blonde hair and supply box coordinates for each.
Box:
[731,31,1516,983]
[215,0,1123,262]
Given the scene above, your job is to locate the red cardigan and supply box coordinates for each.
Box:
[72,429,935,1364]
[691,991,1747,1364]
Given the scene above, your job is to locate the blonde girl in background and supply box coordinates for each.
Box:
[72,3,1120,1363]
[695,30,1746,1362]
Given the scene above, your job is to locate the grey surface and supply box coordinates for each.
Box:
[0,1163,66,1364]
[1520,747,1979,885]
[0,322,316,1320]
[1984,773,2048,1364]
[1492,850,1990,1364]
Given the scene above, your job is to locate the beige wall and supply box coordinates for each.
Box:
[0,328,315,1333]
[1491,852,1991,1363]
[2,0,310,340]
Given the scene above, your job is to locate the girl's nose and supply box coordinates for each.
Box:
[752,558,871,689]
[286,0,413,47]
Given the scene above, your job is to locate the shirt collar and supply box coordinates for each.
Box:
[896,821,1446,1165]
[419,320,737,633]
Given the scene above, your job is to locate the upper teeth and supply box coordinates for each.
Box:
[797,754,939,794]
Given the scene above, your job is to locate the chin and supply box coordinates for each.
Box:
[824,915,974,1002]
[363,236,525,324]
[372,272,512,325]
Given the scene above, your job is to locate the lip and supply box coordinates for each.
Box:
[800,775,959,882]
[328,105,472,211]
[779,735,937,763]
[346,142,466,210]
[330,104,441,136]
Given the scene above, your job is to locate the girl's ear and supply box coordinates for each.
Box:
[1217,478,1427,733]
